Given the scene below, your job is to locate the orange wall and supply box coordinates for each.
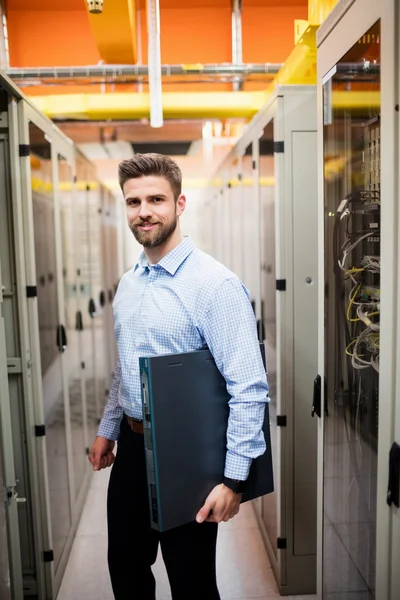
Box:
[8,4,307,96]
[243,6,308,62]
[7,10,100,66]
[158,9,232,64]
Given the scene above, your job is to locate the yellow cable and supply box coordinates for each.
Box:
[347,284,361,322]
[345,267,364,276]
[345,339,357,356]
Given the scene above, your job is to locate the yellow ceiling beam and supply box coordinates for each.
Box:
[86,0,138,64]
[30,88,380,122]
[308,0,339,25]
[332,91,380,110]
[30,91,269,120]
[270,24,318,86]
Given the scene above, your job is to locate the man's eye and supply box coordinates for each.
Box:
[153,197,162,202]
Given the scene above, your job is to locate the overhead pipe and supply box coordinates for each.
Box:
[231,0,243,91]
[0,0,9,69]
[6,63,283,82]
[147,0,163,128]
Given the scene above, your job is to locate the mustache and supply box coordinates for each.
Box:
[132,218,160,226]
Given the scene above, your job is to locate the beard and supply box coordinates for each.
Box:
[130,214,178,248]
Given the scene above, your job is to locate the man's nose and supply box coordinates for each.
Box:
[138,201,152,219]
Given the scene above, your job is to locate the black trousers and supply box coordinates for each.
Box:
[107,416,221,600]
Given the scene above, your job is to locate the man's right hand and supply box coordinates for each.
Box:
[88,436,115,471]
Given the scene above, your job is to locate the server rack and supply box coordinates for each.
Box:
[0,88,24,600]
[202,85,319,595]
[316,1,398,598]
[0,71,122,599]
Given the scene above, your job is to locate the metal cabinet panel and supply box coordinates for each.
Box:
[317,2,398,598]
[0,130,23,600]
[292,131,318,556]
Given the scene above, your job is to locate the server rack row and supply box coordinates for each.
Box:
[201,3,400,597]
[0,74,123,600]
[200,85,319,595]
[316,1,399,599]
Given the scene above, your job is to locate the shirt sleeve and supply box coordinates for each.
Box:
[97,358,123,440]
[200,276,269,480]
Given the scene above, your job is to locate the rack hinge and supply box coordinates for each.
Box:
[277,537,287,550]
[86,447,90,456]
[252,160,257,170]
[19,144,30,157]
[81,361,85,370]
[277,415,287,427]
[43,550,54,563]
[26,286,37,298]
[274,141,284,153]
[35,425,46,437]
[276,279,286,291]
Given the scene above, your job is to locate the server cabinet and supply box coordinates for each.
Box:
[100,188,118,396]
[204,86,318,595]
[261,87,318,596]
[0,98,24,600]
[316,1,398,599]
[18,101,80,598]
[74,155,102,445]
[0,70,119,599]
[59,157,90,506]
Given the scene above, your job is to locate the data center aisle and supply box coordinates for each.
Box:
[57,468,316,600]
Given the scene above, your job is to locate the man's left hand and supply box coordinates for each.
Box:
[196,484,241,524]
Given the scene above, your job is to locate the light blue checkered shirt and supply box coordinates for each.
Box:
[97,236,268,480]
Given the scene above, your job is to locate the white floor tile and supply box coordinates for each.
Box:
[216,527,279,599]
[76,485,108,537]
[89,466,112,490]
[58,468,283,600]
[57,535,112,600]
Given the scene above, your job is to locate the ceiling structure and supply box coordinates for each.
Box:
[4,0,331,187]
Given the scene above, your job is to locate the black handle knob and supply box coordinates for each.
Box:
[88,298,96,318]
[56,324,67,352]
[75,310,83,331]
[99,291,106,307]
[312,374,328,418]
[108,289,113,303]
[387,442,400,508]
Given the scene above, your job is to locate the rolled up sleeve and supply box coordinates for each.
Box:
[201,277,269,480]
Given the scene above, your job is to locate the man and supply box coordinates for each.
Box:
[89,154,268,600]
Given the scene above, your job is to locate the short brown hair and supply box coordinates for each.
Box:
[118,153,182,200]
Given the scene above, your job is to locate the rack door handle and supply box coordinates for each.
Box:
[75,310,83,331]
[88,298,96,318]
[56,324,67,352]
[312,374,327,418]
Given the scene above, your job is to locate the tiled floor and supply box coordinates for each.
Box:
[57,468,316,600]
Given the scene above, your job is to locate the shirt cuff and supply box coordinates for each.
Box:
[97,417,122,441]
[224,451,252,481]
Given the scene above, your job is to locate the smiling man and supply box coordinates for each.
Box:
[88,154,268,600]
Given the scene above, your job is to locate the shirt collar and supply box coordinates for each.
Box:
[134,236,195,276]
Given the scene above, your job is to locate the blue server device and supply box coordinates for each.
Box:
[140,343,274,532]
